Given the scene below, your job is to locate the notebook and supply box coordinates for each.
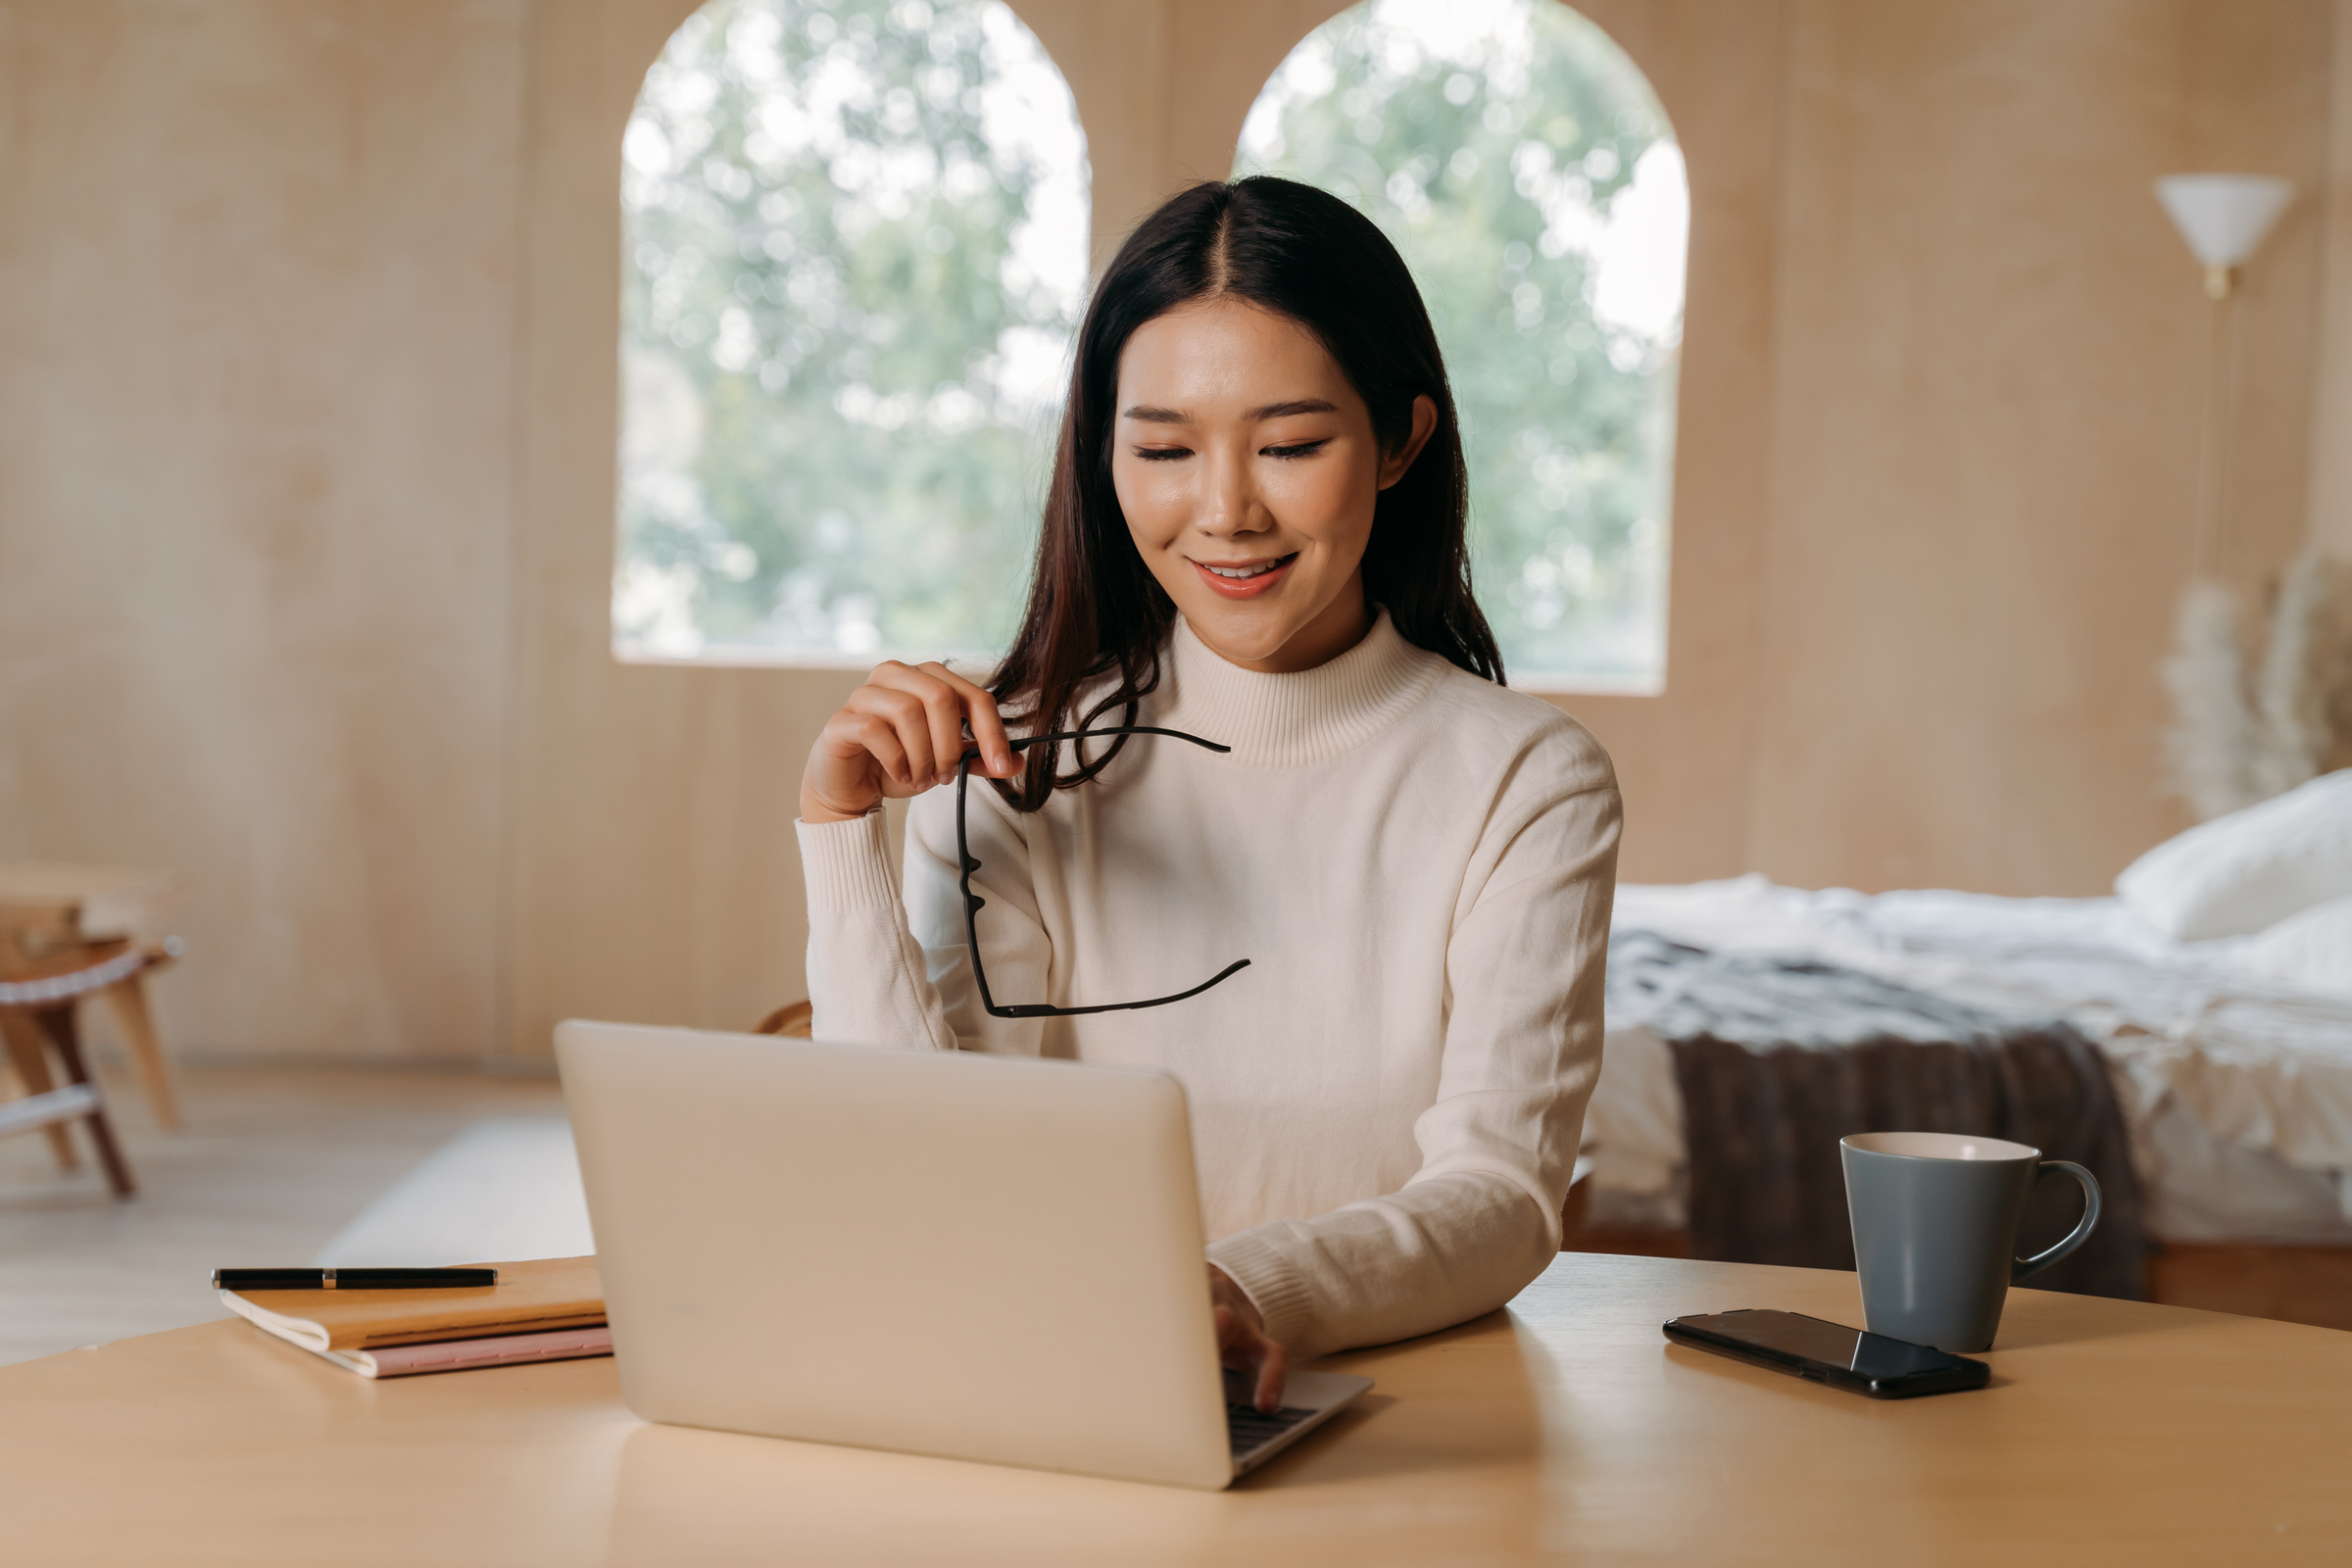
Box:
[220,1255,612,1379]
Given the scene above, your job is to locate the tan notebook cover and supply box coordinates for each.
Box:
[220,1256,605,1351]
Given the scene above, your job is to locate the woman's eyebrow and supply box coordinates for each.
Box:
[1118,397,1337,423]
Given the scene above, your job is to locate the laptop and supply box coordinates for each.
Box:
[556,1021,1372,1490]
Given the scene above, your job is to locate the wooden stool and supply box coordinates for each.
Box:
[0,944,143,1197]
[0,866,183,1131]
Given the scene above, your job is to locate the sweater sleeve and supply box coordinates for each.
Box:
[797,785,1050,1055]
[1205,726,1620,1356]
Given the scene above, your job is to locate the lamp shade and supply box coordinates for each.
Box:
[2155,174,2294,269]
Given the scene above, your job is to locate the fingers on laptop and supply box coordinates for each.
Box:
[1214,1301,1289,1413]
[1250,1336,1290,1414]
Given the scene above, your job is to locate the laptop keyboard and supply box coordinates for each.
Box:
[1226,1401,1316,1457]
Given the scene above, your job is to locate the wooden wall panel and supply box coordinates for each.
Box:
[0,0,2338,1056]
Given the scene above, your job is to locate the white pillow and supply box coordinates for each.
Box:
[2228,894,2352,1000]
[2115,768,2352,940]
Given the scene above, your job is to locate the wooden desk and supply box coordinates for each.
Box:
[2,1254,2345,1566]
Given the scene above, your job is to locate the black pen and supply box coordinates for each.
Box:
[213,1267,501,1291]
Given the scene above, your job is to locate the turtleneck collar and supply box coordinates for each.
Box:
[1154,609,1444,768]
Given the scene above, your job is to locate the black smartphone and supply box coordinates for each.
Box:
[1662,1309,1990,1398]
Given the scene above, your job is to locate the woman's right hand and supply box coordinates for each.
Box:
[801,661,1021,824]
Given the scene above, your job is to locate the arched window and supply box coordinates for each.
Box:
[616,0,1089,662]
[1240,0,1685,689]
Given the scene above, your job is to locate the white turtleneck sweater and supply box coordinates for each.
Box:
[796,612,1620,1357]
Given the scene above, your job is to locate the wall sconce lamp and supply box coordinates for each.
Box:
[2156,173,2294,300]
[2152,173,2295,578]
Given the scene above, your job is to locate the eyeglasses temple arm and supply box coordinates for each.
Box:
[1004,728,1233,757]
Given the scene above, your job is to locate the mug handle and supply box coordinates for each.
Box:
[2011,1160,2102,1282]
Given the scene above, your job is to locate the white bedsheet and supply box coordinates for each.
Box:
[1585,876,2352,1243]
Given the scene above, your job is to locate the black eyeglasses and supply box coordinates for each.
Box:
[955,726,1251,1018]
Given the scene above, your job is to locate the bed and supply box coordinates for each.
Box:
[1579,873,2352,1316]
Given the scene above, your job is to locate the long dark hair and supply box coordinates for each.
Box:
[989,175,1501,810]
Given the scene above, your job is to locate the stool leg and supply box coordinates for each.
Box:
[101,978,180,1130]
[34,1006,135,1199]
[0,1011,81,1170]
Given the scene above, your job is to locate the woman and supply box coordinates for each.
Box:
[797,177,1619,1409]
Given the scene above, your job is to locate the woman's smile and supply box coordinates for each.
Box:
[1191,553,1298,598]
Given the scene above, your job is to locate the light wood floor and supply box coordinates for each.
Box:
[0,1064,563,1367]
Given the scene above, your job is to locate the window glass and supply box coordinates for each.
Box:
[1239,0,1684,688]
[617,0,1088,662]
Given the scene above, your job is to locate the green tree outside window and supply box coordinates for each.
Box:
[1239,0,1684,687]
[616,0,1087,661]
[617,0,1677,686]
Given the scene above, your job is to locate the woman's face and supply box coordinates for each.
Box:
[1111,297,1435,674]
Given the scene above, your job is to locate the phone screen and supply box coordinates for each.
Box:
[1700,1310,1960,1377]
[1665,1310,1990,1398]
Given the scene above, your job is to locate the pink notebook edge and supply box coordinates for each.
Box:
[350,1325,615,1378]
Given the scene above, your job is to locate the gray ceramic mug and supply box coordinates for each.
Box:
[1839,1132,2102,1353]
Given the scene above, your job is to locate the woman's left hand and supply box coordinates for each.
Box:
[1209,1265,1288,1412]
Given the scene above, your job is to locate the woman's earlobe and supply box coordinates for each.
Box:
[1377,394,1442,490]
